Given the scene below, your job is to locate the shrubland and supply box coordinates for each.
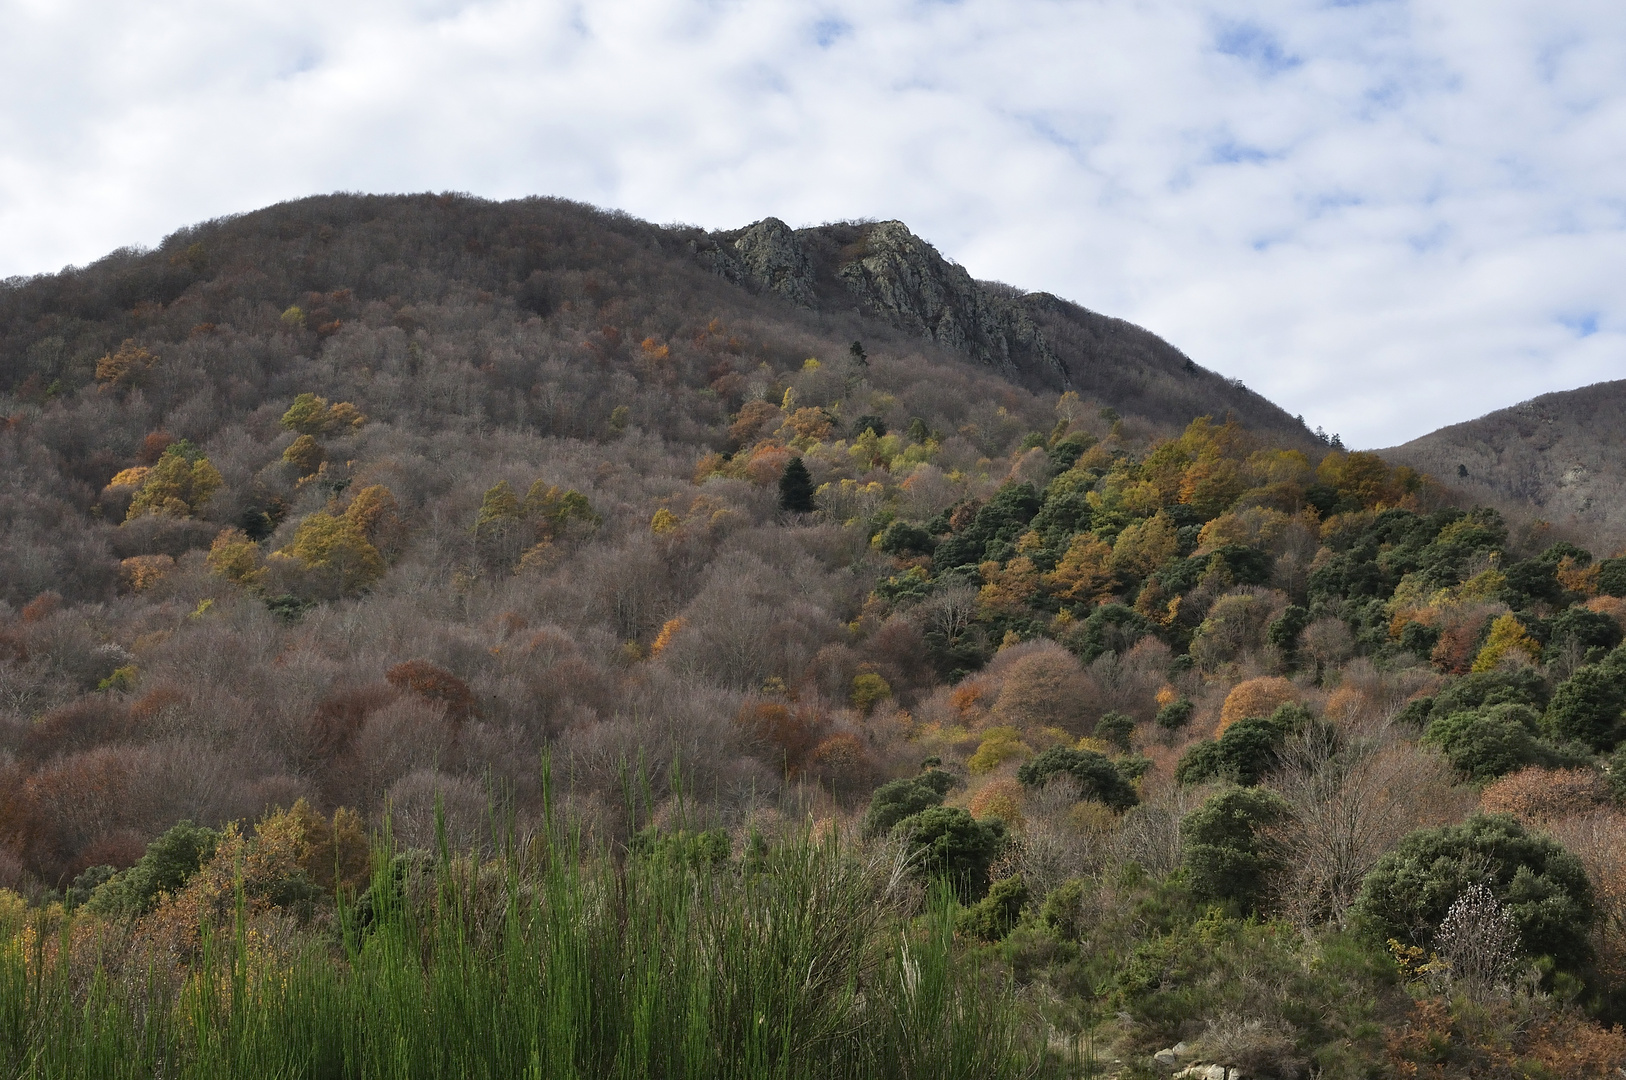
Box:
[3,194,1626,1076]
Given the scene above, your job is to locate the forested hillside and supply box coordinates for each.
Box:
[1382,379,1626,553]
[4,193,1626,1078]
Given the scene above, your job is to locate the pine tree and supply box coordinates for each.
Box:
[779,456,815,513]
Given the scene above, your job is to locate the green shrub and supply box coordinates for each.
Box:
[630,827,732,868]
[1155,698,1194,730]
[878,520,935,557]
[1180,786,1291,914]
[1544,654,1626,751]
[1265,604,1310,655]
[1094,711,1135,752]
[1354,814,1594,977]
[893,806,1006,901]
[1175,704,1310,787]
[1545,606,1622,661]
[1596,557,1626,598]
[861,770,954,838]
[1070,604,1155,663]
[1394,696,1435,729]
[1432,668,1548,717]
[89,820,219,917]
[1397,621,1441,660]
[63,864,117,910]
[1047,434,1093,473]
[1015,747,1138,811]
[1038,879,1088,942]
[1501,557,1564,608]
[1423,703,1566,783]
[959,876,1029,942]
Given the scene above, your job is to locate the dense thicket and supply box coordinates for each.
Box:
[4,193,1626,1078]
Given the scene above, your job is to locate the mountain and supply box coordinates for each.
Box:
[1,198,1315,448]
[694,216,1313,441]
[11,192,1626,1074]
[1379,379,1626,554]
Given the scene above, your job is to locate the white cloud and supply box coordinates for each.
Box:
[2,0,1623,446]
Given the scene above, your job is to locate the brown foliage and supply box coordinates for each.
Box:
[1217,676,1297,735]
[18,697,134,763]
[136,431,175,465]
[1386,997,1626,1079]
[728,400,783,448]
[385,660,478,725]
[1274,733,1470,927]
[805,732,875,797]
[990,643,1096,735]
[303,684,399,776]
[1546,810,1626,992]
[1479,767,1608,825]
[21,592,61,623]
[735,699,829,777]
[1431,608,1499,675]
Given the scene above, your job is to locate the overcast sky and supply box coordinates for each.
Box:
[2,0,1622,447]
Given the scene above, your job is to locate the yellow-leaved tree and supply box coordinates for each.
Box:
[1472,613,1543,673]
[207,528,263,586]
[280,392,367,437]
[125,441,222,520]
[275,484,401,595]
[95,339,158,391]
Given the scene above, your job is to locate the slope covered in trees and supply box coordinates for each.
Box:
[1381,379,1626,553]
[4,193,1626,1078]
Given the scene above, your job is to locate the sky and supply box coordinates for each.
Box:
[2,0,1623,448]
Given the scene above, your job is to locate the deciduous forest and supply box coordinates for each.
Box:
[4,193,1626,1077]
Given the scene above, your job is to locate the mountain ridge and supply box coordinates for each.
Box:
[1380,378,1626,553]
[691,214,1317,445]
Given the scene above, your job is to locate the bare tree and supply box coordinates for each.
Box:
[919,585,978,647]
[1272,722,1468,928]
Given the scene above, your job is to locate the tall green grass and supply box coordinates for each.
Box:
[1,815,1037,1079]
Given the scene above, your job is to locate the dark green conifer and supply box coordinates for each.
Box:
[778,456,815,513]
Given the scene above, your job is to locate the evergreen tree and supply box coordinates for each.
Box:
[778,456,815,513]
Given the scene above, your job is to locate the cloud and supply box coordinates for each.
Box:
[1,0,1623,447]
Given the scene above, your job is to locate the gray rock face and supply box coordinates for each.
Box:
[691,217,816,306]
[836,221,1063,381]
[1174,1065,1241,1080]
[732,218,816,306]
[692,217,1064,382]
[689,215,1320,447]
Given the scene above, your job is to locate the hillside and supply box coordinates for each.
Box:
[6,193,1626,1078]
[1380,379,1626,554]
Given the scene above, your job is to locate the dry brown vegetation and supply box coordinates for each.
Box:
[5,194,1626,1079]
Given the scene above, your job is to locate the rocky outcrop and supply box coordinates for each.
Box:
[691,215,1319,447]
[695,217,1065,383]
[733,218,817,306]
[836,221,1064,381]
[691,217,815,306]
[1151,1044,1248,1079]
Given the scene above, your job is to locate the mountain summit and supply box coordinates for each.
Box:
[693,215,1312,442]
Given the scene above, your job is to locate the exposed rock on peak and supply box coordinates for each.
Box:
[693,216,1314,445]
[730,217,817,306]
[836,220,1062,382]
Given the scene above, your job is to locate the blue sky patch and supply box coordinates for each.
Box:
[1213,20,1301,76]
[813,18,851,48]
[1560,312,1600,338]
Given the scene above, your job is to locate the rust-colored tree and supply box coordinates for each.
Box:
[385,660,478,725]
